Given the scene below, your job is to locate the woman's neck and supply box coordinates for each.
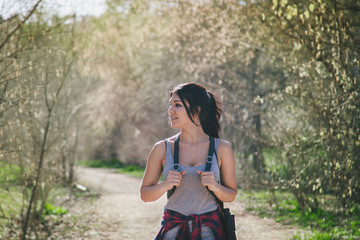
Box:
[179,126,208,145]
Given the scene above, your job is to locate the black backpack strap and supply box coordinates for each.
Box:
[205,138,224,209]
[205,137,215,171]
[167,134,180,198]
[173,135,180,171]
[167,136,220,201]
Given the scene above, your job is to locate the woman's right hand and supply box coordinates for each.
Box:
[164,170,187,190]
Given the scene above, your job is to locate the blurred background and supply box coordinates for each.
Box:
[0,0,359,239]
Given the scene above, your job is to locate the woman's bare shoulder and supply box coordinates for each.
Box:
[150,134,177,155]
[217,138,232,150]
[217,139,235,168]
[152,139,166,153]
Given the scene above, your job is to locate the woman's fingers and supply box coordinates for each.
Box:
[197,171,217,190]
[166,170,187,189]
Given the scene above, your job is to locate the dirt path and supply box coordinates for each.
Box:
[72,167,305,240]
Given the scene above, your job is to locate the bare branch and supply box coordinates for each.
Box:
[0,0,42,51]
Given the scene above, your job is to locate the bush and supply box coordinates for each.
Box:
[78,158,124,169]
[240,189,360,240]
[43,202,68,216]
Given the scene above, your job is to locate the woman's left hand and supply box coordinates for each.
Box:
[196,171,219,192]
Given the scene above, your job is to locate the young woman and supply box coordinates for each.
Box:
[140,83,237,239]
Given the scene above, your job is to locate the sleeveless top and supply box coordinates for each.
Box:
[163,138,221,216]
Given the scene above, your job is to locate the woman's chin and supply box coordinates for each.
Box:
[170,122,180,129]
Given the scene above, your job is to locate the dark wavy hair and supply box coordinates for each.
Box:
[170,83,222,138]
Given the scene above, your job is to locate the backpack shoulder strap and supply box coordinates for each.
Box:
[205,137,224,209]
[205,137,215,171]
[167,134,180,198]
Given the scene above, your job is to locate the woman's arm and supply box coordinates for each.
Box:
[140,140,186,202]
[198,139,237,202]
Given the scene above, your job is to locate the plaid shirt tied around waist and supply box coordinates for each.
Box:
[155,208,226,240]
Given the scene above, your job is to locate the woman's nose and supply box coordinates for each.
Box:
[168,105,174,113]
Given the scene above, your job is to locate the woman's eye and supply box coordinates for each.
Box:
[175,104,182,107]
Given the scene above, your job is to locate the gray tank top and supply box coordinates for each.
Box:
[163,138,221,216]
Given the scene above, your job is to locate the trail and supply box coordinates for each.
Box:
[71,167,305,240]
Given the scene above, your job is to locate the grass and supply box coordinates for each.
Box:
[238,189,360,240]
[0,162,23,213]
[77,158,146,178]
[115,165,145,178]
[0,187,23,231]
[0,161,22,184]
[0,161,23,237]
[0,190,21,239]
[77,158,124,169]
[0,161,93,238]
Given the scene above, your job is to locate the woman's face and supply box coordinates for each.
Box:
[168,93,192,128]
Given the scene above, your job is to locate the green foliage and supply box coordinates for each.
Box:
[116,165,145,178]
[78,159,145,178]
[78,158,124,169]
[1,2,92,237]
[0,162,23,235]
[240,189,360,240]
[43,202,68,216]
[259,0,360,211]
[0,188,23,217]
[0,161,22,185]
[0,187,23,237]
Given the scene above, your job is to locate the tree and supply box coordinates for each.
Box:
[259,0,360,209]
[1,3,92,237]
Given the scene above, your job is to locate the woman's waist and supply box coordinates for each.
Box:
[165,196,217,216]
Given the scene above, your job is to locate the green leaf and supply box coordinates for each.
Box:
[280,0,288,8]
[304,10,310,19]
[309,3,315,12]
[273,0,278,9]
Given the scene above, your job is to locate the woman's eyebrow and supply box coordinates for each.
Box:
[170,100,182,104]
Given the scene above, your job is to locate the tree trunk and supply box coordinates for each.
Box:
[251,114,265,174]
[21,111,51,240]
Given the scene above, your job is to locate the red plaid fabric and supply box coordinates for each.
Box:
[155,208,226,240]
